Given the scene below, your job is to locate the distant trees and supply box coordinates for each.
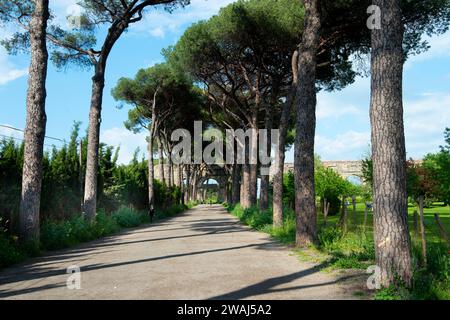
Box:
[112,63,202,213]
[0,123,181,236]
[44,0,190,221]
[0,0,192,237]
[170,0,361,217]
[423,128,450,206]
[315,166,350,217]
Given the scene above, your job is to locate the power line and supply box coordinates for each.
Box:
[0,134,62,149]
[0,124,64,142]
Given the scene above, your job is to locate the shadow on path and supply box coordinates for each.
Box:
[209,263,362,300]
[0,242,276,288]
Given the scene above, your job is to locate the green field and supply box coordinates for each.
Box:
[318,201,450,245]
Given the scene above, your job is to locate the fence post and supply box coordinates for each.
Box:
[418,196,427,268]
[363,204,368,232]
[434,213,449,246]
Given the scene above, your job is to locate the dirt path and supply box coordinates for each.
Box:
[0,204,366,299]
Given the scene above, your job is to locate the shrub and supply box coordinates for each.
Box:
[0,234,24,268]
[41,220,76,250]
[316,227,375,269]
[112,207,142,228]
[93,212,120,237]
[317,227,343,250]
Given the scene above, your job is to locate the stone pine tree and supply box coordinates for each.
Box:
[369,0,412,287]
[291,0,450,248]
[0,0,50,242]
[45,0,190,221]
[112,63,202,213]
[366,0,450,288]
[294,0,321,247]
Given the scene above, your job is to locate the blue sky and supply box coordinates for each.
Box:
[0,0,449,164]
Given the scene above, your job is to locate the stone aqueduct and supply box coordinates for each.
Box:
[154,161,364,202]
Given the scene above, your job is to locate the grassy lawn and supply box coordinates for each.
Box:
[318,201,450,245]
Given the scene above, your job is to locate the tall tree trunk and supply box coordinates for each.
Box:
[370,0,412,287]
[168,149,173,187]
[185,165,191,202]
[83,66,105,221]
[249,120,258,206]
[273,50,299,228]
[158,137,165,185]
[241,141,251,208]
[231,163,241,205]
[146,91,158,212]
[83,22,126,221]
[147,132,155,210]
[294,0,321,247]
[260,94,274,211]
[191,165,198,201]
[19,0,49,243]
[249,163,258,206]
[174,164,182,188]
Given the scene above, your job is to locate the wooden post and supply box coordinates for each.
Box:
[363,203,368,232]
[339,199,348,234]
[343,202,348,234]
[418,196,427,267]
[352,195,357,226]
[434,213,449,245]
[323,198,329,226]
[338,196,346,226]
[413,210,419,239]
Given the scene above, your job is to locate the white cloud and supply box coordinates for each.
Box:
[0,49,28,86]
[100,127,148,165]
[316,95,363,120]
[404,92,450,157]
[129,0,237,38]
[406,31,450,67]
[314,131,370,160]
[149,27,165,38]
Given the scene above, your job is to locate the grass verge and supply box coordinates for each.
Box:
[225,202,449,300]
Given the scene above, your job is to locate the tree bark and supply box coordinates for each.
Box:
[231,163,241,206]
[370,0,412,287]
[418,196,427,267]
[249,118,258,207]
[83,66,104,221]
[147,131,155,210]
[158,136,165,185]
[167,149,173,187]
[83,21,127,221]
[241,142,252,209]
[273,50,299,228]
[19,0,49,243]
[294,0,321,247]
[363,204,369,232]
[185,165,191,202]
[146,90,159,212]
[260,88,276,211]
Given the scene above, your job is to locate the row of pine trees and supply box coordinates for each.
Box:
[0,122,180,236]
